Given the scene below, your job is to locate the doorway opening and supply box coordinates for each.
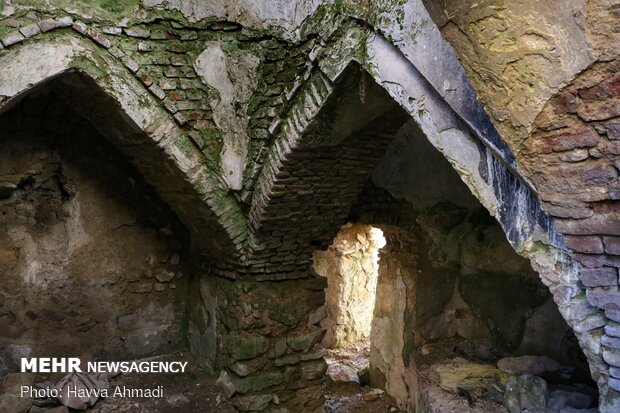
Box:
[315,119,598,413]
[313,223,387,411]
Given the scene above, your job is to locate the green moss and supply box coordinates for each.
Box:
[83,0,138,15]
[15,0,140,21]
[98,0,135,13]
[202,128,220,141]
[70,55,108,80]
[247,91,268,112]
[490,0,507,10]
[527,240,550,254]
[174,135,198,156]
[0,24,10,39]
[137,95,151,109]
[573,290,586,300]
[311,3,329,24]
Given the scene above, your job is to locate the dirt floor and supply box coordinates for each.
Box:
[321,339,505,413]
[324,342,401,413]
[89,355,236,413]
[324,386,398,413]
[95,359,398,413]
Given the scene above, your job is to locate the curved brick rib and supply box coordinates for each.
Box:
[0,55,241,261]
[247,65,410,277]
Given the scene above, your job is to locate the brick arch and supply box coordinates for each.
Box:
[245,22,615,407]
[246,64,410,277]
[0,35,243,262]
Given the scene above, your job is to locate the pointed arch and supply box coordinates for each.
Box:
[247,23,612,408]
[247,64,410,277]
[0,34,244,263]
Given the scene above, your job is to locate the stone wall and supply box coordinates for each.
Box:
[422,0,620,406]
[369,227,418,412]
[0,89,189,377]
[190,273,327,412]
[524,59,620,394]
[353,122,586,409]
[420,0,595,148]
[313,223,384,348]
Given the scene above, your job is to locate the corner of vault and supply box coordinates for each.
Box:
[0,33,245,263]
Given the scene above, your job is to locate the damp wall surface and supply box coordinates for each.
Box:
[0,93,190,378]
[352,121,585,409]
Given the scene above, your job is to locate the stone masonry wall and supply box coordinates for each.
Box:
[191,272,327,412]
[0,89,189,377]
[524,61,620,393]
[423,0,620,406]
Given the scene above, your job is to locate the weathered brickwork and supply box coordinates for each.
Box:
[421,1,619,406]
[518,61,620,399]
[0,9,318,270]
[348,181,419,233]
[1,0,619,411]
[247,70,409,277]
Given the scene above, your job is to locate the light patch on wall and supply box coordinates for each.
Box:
[313,223,385,349]
[193,42,259,190]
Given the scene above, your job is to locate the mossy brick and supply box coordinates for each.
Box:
[124,27,150,38]
[286,329,325,352]
[233,371,283,394]
[149,30,169,40]
[226,334,268,360]
[180,32,198,41]
[275,353,300,366]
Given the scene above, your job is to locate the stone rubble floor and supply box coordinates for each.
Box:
[324,342,402,413]
[322,339,501,413]
[324,338,599,413]
[416,340,506,413]
[416,338,599,413]
[95,347,400,413]
[324,386,397,413]
[15,349,395,413]
[90,349,397,413]
[324,340,504,413]
[419,366,505,413]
